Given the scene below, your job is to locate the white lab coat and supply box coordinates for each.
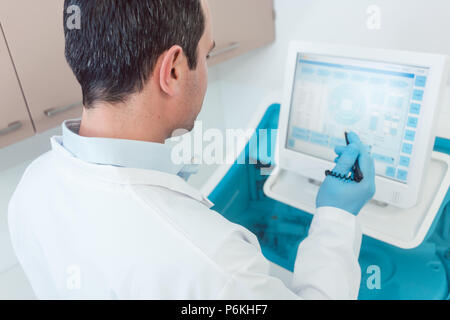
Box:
[8,136,362,299]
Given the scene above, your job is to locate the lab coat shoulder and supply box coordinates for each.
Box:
[8,150,53,224]
[8,151,68,298]
[129,185,300,299]
[130,184,260,254]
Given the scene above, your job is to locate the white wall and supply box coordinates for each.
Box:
[211,0,450,130]
[1,0,450,297]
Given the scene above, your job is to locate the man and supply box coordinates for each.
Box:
[8,0,375,299]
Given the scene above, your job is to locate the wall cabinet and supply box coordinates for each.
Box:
[0,0,82,134]
[0,0,275,149]
[0,26,34,149]
[208,0,275,66]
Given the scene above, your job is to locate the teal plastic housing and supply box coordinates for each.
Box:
[209,104,450,300]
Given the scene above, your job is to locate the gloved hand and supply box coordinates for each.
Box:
[316,132,376,215]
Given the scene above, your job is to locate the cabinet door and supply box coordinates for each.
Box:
[208,0,275,66]
[0,26,34,149]
[0,0,82,133]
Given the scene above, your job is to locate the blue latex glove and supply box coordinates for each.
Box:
[316,132,376,215]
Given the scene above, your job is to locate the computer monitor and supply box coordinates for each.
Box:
[278,42,448,208]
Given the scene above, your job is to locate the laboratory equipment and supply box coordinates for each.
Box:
[209,103,450,299]
[277,41,448,208]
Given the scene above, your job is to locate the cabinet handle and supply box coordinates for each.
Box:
[208,42,240,59]
[44,102,82,117]
[0,121,22,136]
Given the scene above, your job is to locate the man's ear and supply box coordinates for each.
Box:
[159,45,184,96]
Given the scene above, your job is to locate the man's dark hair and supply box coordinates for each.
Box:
[63,0,205,108]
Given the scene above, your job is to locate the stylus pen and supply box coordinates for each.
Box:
[345,132,364,182]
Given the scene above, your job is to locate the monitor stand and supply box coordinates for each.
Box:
[263,152,450,249]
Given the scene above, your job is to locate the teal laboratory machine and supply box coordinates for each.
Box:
[209,103,450,300]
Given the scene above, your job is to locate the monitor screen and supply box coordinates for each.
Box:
[286,53,429,184]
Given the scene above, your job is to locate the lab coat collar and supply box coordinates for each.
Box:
[62,119,190,176]
[50,121,212,208]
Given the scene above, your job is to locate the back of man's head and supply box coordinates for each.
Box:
[63,0,205,109]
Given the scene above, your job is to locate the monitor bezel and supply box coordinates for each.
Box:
[277,41,448,208]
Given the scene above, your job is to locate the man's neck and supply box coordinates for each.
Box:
[78,103,170,144]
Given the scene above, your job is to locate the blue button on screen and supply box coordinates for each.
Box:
[404,130,416,142]
[409,103,421,115]
[288,139,295,148]
[386,166,396,178]
[412,90,424,101]
[373,153,394,165]
[415,76,427,87]
[397,169,408,181]
[407,117,418,128]
[292,127,309,141]
[399,156,410,167]
[369,116,378,131]
[310,131,329,146]
[330,137,346,147]
[310,131,328,141]
[402,143,413,154]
